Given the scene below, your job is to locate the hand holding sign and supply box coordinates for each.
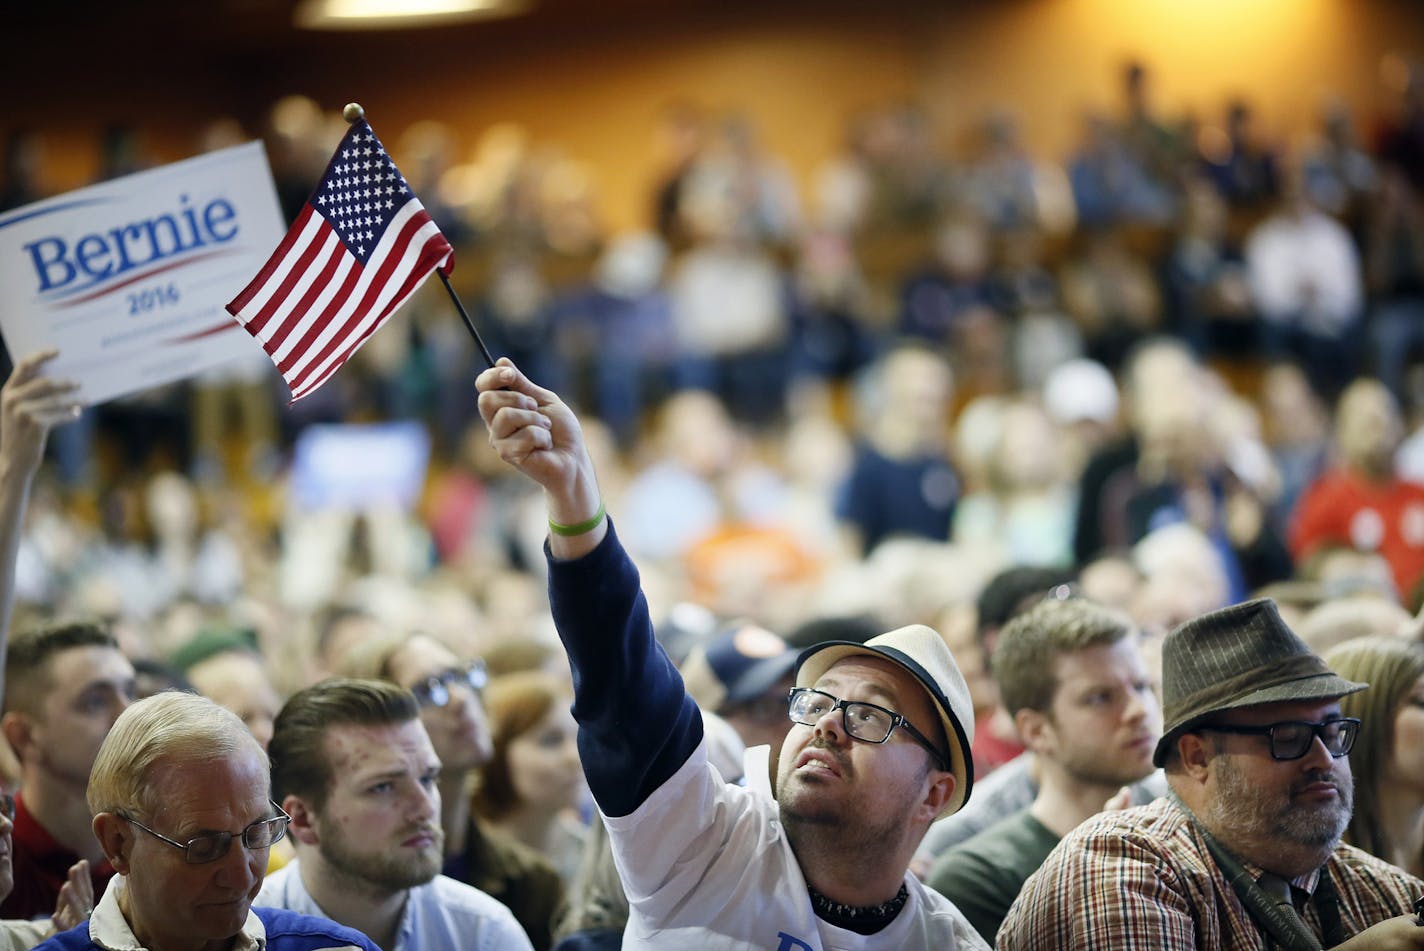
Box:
[0,348,81,474]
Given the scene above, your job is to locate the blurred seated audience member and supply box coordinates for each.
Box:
[898,216,994,349]
[1245,159,1364,399]
[1058,228,1164,374]
[309,605,384,685]
[1073,337,1200,563]
[1041,357,1121,483]
[342,633,563,950]
[1290,379,1424,601]
[666,155,791,427]
[1297,596,1412,655]
[1,624,134,919]
[834,345,960,556]
[1069,100,1177,231]
[546,232,675,449]
[42,691,380,951]
[1325,635,1424,878]
[951,399,1075,568]
[1162,177,1256,359]
[1126,383,1290,598]
[1076,552,1144,614]
[549,818,626,951]
[1258,361,1331,528]
[615,390,737,564]
[962,111,1073,234]
[473,673,587,887]
[1200,98,1279,211]
[262,679,533,951]
[172,629,281,751]
[1301,98,1378,231]
[680,621,798,757]
[928,598,1162,943]
[649,99,708,250]
[1129,523,1234,638]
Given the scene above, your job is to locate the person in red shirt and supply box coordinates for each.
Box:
[1290,378,1424,601]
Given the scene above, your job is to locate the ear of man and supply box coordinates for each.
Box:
[1014,707,1052,755]
[917,771,956,824]
[1174,731,1215,784]
[0,712,35,761]
[92,813,134,875]
[282,795,320,847]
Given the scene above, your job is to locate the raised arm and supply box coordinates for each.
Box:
[0,350,80,649]
[475,358,703,817]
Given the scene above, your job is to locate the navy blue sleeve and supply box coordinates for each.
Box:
[546,520,705,818]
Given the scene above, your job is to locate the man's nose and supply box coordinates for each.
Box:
[213,839,262,890]
[1299,733,1336,770]
[812,705,849,745]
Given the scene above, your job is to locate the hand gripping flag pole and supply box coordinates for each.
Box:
[226,101,495,403]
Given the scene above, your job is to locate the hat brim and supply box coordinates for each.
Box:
[1151,671,1368,767]
[793,641,972,818]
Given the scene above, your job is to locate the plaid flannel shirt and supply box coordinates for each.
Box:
[998,796,1423,950]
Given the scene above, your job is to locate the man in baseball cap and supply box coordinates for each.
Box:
[1000,598,1424,949]
[476,358,988,949]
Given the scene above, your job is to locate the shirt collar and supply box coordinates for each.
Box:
[87,875,266,951]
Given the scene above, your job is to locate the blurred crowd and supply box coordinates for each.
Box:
[1,54,1424,945]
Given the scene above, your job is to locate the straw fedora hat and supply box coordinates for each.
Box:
[794,624,975,818]
[1151,598,1367,767]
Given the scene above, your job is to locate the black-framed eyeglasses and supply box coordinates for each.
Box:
[122,800,291,864]
[787,687,947,770]
[1196,717,1360,761]
[0,792,13,821]
[411,660,488,709]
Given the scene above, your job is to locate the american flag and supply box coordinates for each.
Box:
[226,118,454,402]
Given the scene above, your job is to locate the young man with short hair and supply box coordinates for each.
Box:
[261,678,533,951]
[927,597,1160,942]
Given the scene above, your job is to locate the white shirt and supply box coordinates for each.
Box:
[1245,207,1362,336]
[603,740,989,951]
[256,860,532,951]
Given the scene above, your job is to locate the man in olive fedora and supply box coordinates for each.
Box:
[999,597,1424,949]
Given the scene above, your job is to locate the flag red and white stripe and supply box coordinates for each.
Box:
[226,118,453,402]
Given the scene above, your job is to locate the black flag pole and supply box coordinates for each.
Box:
[340,101,497,370]
[438,270,497,369]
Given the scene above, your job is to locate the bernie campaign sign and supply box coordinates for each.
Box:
[0,142,286,404]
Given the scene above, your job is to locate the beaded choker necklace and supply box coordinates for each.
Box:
[808,883,910,935]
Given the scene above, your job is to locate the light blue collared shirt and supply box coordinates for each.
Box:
[256,859,532,951]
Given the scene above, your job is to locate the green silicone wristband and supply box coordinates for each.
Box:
[548,500,606,537]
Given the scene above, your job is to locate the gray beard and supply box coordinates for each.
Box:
[1205,756,1353,854]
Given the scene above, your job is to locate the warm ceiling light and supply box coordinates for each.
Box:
[294,0,532,30]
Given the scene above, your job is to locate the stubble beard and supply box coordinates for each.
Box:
[777,743,925,859]
[318,817,445,892]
